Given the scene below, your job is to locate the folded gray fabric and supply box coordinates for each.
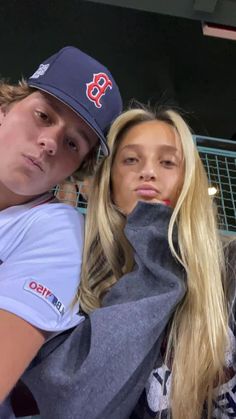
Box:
[23,201,186,419]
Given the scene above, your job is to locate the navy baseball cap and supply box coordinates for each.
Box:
[27,46,123,156]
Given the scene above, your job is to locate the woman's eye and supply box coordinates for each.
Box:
[124,157,138,164]
[67,139,78,152]
[161,160,176,168]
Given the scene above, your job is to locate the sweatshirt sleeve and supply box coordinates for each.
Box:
[22,201,186,419]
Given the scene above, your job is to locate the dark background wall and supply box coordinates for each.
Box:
[1,0,236,139]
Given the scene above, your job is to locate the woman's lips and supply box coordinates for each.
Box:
[135,186,170,204]
[135,189,158,198]
[135,187,171,205]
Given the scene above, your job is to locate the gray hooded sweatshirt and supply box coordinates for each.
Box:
[22,201,186,419]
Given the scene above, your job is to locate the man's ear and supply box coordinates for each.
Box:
[0,106,6,125]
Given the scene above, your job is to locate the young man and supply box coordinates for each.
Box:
[0,45,122,414]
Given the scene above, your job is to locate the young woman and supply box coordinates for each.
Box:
[23,105,235,419]
[79,105,234,419]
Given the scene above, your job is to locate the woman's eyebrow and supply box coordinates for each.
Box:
[119,144,142,152]
[158,145,178,153]
[120,144,179,153]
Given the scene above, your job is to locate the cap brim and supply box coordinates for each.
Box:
[28,82,109,156]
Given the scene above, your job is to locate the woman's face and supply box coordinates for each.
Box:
[111,120,185,215]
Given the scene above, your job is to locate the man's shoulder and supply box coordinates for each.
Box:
[32,199,84,221]
[0,197,84,228]
[0,199,84,260]
[15,201,84,241]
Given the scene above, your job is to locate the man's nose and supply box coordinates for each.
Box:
[37,128,60,156]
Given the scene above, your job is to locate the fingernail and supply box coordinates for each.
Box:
[163,199,171,206]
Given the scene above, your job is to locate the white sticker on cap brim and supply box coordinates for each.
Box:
[30,63,50,79]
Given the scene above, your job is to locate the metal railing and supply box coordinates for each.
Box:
[194,135,235,235]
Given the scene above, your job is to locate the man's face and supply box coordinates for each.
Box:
[0,91,98,200]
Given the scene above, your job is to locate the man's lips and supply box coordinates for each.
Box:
[23,154,44,172]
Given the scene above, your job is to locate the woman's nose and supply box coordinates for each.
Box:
[139,164,157,181]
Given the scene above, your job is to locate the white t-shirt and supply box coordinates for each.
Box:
[0,192,85,331]
[0,192,85,418]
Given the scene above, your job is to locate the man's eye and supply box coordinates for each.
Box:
[67,139,78,151]
[35,110,49,122]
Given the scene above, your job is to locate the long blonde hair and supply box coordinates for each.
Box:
[79,106,228,418]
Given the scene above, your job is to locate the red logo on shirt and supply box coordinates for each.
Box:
[29,280,52,297]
